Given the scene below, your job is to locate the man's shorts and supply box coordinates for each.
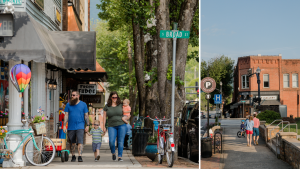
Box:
[246,130,253,135]
[68,129,84,144]
[92,142,102,152]
[253,127,259,136]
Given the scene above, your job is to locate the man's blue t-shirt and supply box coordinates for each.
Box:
[64,101,89,130]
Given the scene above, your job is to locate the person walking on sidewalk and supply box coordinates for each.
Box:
[253,113,260,145]
[245,116,254,147]
[63,91,90,162]
[103,91,127,162]
[87,120,105,162]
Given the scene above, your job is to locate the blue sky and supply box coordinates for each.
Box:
[90,0,101,30]
[201,0,300,63]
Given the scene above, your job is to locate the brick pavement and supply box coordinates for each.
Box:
[134,156,199,168]
[201,150,223,169]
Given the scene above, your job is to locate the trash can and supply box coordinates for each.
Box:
[131,128,151,156]
[201,137,212,158]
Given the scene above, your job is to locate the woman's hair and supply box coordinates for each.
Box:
[107,91,122,107]
[249,116,253,121]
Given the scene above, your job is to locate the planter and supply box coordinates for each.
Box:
[31,122,47,136]
[145,143,157,161]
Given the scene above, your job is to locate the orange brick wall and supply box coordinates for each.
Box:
[235,56,300,117]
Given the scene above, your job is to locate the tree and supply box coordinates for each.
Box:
[201,55,235,108]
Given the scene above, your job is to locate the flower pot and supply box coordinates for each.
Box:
[145,143,157,161]
[4,117,8,125]
[31,122,47,136]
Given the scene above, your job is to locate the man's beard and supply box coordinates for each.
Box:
[70,97,79,105]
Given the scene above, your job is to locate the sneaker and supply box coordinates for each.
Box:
[78,156,83,162]
[95,158,98,162]
[97,155,100,161]
[71,155,76,162]
[118,158,123,162]
[112,154,116,161]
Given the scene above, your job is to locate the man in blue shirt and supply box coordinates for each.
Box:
[63,91,89,162]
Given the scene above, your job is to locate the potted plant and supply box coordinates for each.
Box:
[0,111,4,126]
[145,134,158,161]
[30,107,47,136]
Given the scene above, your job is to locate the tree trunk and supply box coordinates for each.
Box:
[132,1,146,117]
[156,0,170,117]
[128,40,134,124]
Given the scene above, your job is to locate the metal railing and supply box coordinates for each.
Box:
[265,119,282,142]
[275,123,298,156]
[268,121,290,144]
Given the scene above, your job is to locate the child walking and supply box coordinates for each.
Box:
[122,99,131,124]
[87,120,105,162]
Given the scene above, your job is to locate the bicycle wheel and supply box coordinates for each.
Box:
[157,135,163,164]
[25,136,56,166]
[165,135,174,167]
[237,131,242,138]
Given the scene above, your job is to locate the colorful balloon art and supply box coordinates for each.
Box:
[9,64,31,93]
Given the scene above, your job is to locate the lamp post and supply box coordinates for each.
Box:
[220,81,222,115]
[256,67,261,106]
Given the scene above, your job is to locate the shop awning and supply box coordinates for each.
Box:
[49,31,96,71]
[260,100,281,105]
[0,12,65,68]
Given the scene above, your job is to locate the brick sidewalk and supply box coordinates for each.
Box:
[201,153,223,169]
[134,156,199,168]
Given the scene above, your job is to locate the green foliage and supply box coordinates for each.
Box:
[167,63,184,87]
[144,68,158,87]
[32,115,46,123]
[201,55,235,105]
[148,135,157,143]
[257,110,281,123]
[215,116,219,123]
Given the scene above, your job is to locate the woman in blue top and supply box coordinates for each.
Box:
[245,116,254,147]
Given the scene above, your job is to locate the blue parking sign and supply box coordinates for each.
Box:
[214,94,222,104]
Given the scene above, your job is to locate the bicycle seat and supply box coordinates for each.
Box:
[159,124,172,128]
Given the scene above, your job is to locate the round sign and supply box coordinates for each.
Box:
[201,77,216,93]
[205,94,211,100]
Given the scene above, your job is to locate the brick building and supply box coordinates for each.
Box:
[231,54,300,118]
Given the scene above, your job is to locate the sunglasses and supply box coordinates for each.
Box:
[93,124,99,126]
[111,97,118,99]
[72,95,77,97]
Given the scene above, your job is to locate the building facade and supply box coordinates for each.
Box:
[232,55,300,118]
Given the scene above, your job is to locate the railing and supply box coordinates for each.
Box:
[269,121,290,144]
[275,123,298,156]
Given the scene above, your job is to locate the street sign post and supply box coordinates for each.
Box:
[160,23,190,134]
[214,94,222,104]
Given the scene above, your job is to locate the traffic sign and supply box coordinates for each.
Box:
[241,101,246,103]
[160,30,190,38]
[214,94,222,104]
[205,94,211,100]
[201,77,216,93]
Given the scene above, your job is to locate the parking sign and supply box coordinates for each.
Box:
[214,94,222,104]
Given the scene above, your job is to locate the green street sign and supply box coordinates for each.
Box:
[241,101,246,103]
[160,30,190,39]
[0,0,22,5]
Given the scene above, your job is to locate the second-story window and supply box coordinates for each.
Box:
[241,75,249,89]
[283,74,289,88]
[263,74,269,88]
[293,73,298,88]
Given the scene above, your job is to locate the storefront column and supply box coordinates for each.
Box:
[3,60,25,167]
[24,62,29,128]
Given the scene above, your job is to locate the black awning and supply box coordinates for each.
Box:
[49,31,96,71]
[0,12,65,69]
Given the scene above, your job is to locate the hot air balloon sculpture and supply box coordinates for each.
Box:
[9,64,31,97]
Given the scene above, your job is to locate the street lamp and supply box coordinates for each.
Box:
[220,81,222,115]
[256,67,261,106]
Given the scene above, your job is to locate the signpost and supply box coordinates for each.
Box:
[201,77,216,137]
[160,23,190,134]
[77,84,97,95]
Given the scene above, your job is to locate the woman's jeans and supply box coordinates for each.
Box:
[108,124,127,157]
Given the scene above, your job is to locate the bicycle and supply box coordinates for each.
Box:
[0,120,56,166]
[237,130,246,138]
[145,116,176,167]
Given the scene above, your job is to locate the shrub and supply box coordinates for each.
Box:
[257,110,281,123]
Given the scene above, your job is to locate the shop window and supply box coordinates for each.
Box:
[241,75,249,89]
[0,14,14,36]
[293,74,298,88]
[284,74,289,88]
[263,74,269,88]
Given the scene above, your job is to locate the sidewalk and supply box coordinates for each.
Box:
[18,133,198,169]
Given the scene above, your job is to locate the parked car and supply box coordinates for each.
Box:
[178,102,199,162]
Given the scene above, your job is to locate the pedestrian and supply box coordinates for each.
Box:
[245,116,254,147]
[103,91,127,162]
[87,120,105,162]
[244,115,249,138]
[63,91,90,162]
[253,113,260,145]
[121,99,131,124]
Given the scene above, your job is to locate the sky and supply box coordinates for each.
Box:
[90,0,101,30]
[201,0,300,63]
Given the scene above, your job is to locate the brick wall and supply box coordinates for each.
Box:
[259,125,266,142]
[279,138,300,169]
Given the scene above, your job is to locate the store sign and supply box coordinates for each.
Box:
[82,95,102,103]
[259,96,277,100]
[0,0,22,5]
[56,8,61,23]
[0,14,13,36]
[78,84,97,95]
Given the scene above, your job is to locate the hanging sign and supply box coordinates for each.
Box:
[78,84,97,95]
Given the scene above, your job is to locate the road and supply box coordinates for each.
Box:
[201,117,243,136]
